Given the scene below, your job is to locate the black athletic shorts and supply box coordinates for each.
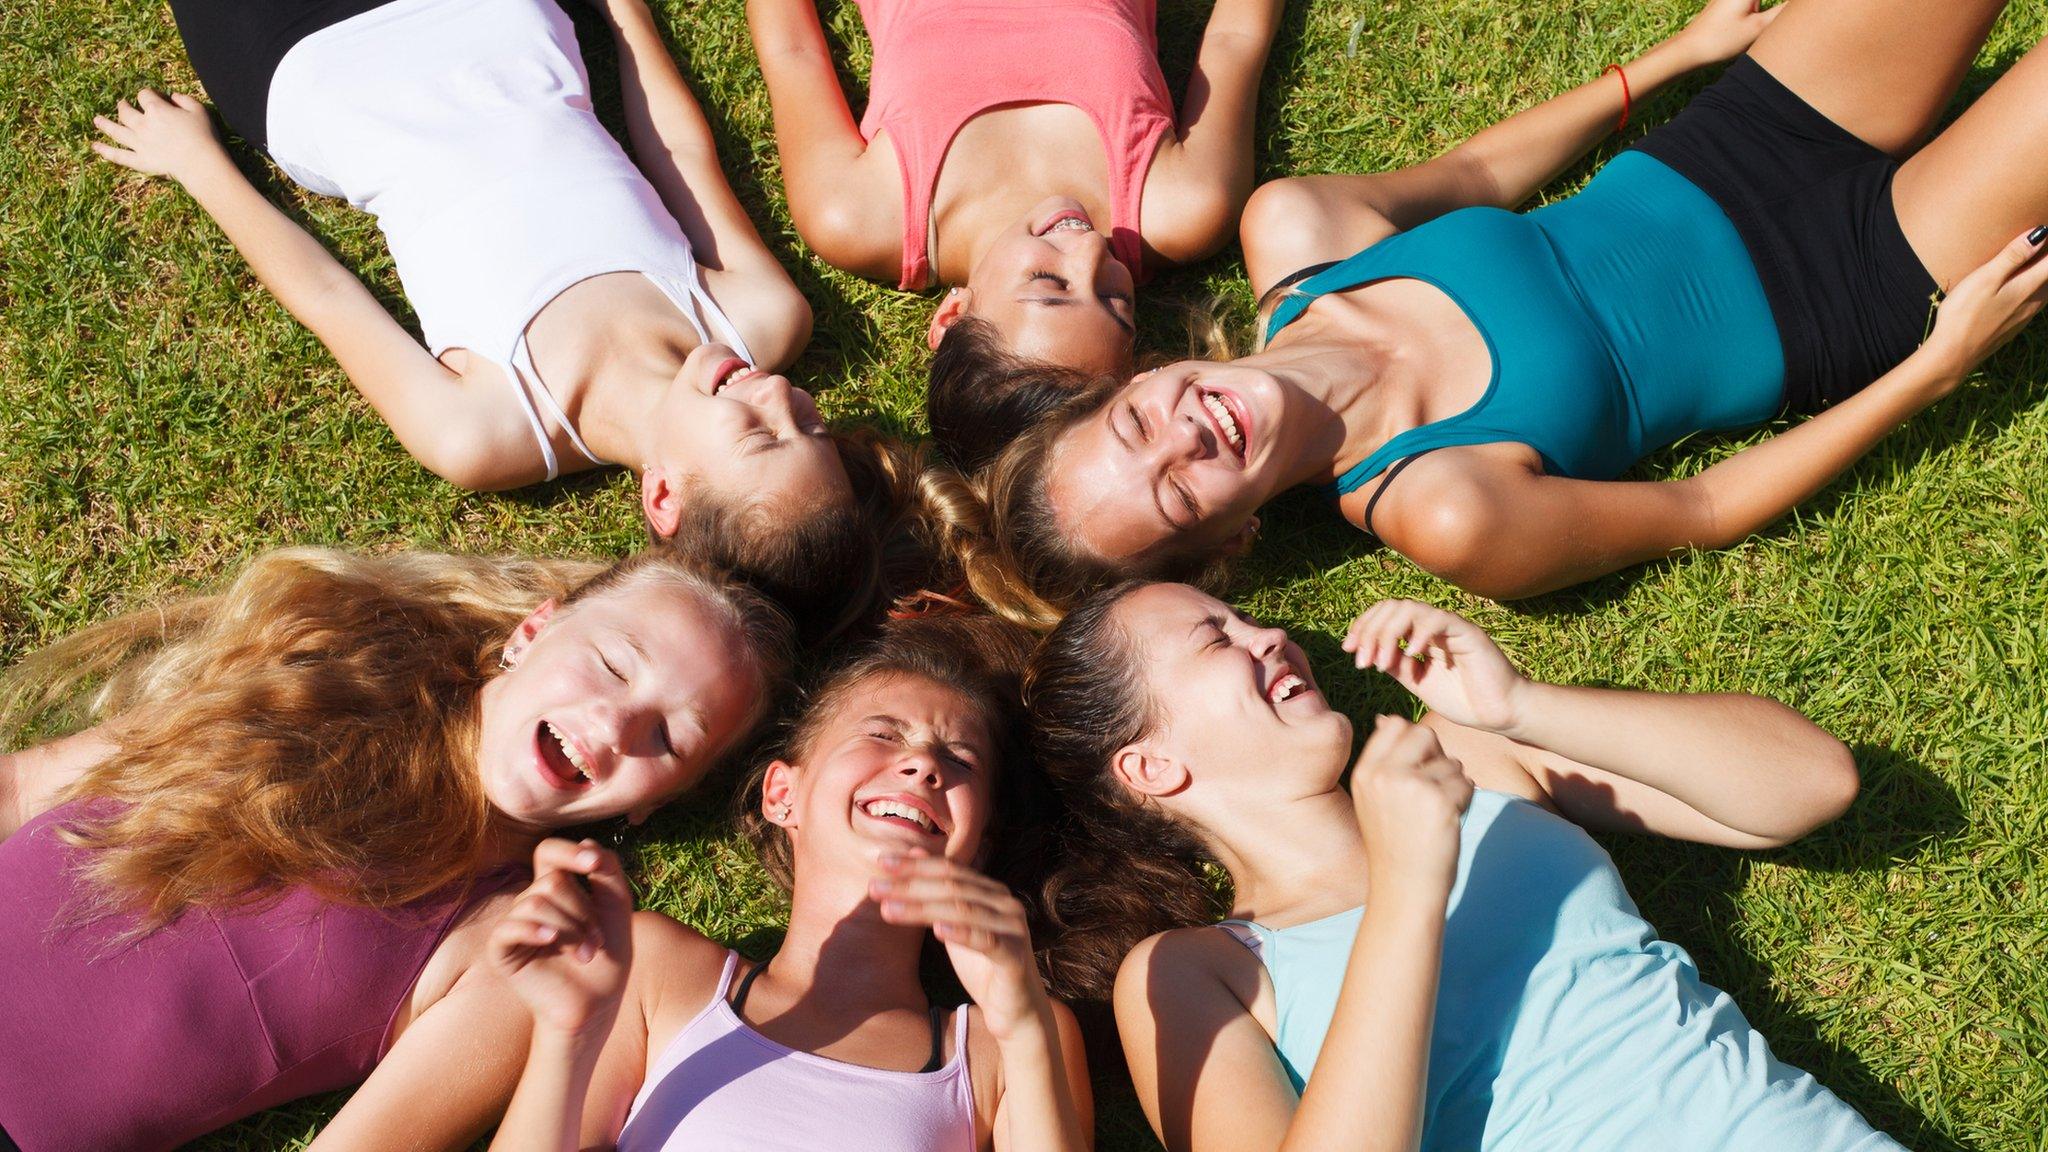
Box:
[1633,55,1940,414]
[0,1120,20,1152]
[166,0,403,149]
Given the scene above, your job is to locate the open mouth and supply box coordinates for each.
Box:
[857,795,946,839]
[1267,672,1311,704]
[536,720,594,789]
[1199,389,1249,462]
[1035,208,1094,236]
[709,358,755,396]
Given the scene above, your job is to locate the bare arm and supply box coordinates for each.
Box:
[2,727,117,839]
[1376,227,2048,599]
[744,0,900,280]
[1144,0,1284,264]
[1119,720,1469,1152]
[1346,601,1858,849]
[91,91,531,490]
[990,1001,1096,1152]
[1241,1,1776,291]
[599,0,810,367]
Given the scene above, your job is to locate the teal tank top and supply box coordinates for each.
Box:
[1263,153,1785,494]
[1222,790,1901,1151]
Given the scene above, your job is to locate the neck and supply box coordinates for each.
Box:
[568,343,694,474]
[1237,325,1405,490]
[1205,785,1370,926]
[767,866,931,1009]
[941,185,1112,286]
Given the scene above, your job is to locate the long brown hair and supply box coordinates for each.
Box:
[1,545,794,933]
[1022,582,1224,1001]
[927,316,1113,474]
[735,612,1053,911]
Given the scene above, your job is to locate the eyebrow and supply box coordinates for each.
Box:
[1023,294,1136,335]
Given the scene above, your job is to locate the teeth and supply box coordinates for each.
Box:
[1047,216,1092,233]
[546,721,592,782]
[1202,393,1244,453]
[862,799,936,834]
[1270,673,1307,703]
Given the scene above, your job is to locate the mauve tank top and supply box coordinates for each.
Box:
[0,801,523,1152]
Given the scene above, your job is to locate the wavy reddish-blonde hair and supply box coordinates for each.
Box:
[1,545,792,933]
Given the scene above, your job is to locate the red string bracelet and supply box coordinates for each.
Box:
[1603,64,1631,134]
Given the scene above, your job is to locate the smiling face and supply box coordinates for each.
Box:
[1109,584,1351,796]
[644,342,853,533]
[475,576,760,831]
[1044,360,1302,570]
[959,196,1138,376]
[768,672,1001,878]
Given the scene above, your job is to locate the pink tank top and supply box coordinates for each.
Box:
[854,0,1176,290]
[616,951,978,1152]
[0,801,524,1152]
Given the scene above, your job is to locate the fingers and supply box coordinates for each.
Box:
[89,140,143,170]
[1342,599,1467,674]
[92,114,135,147]
[171,92,204,113]
[870,855,1029,951]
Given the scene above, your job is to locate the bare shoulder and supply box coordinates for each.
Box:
[782,145,905,283]
[1239,175,1398,297]
[698,263,815,372]
[1115,925,1261,1016]
[1357,445,1539,580]
[628,910,730,1010]
[1139,142,1247,267]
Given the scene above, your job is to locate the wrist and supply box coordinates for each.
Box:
[987,995,1060,1051]
[1495,678,1562,744]
[1632,37,1705,90]
[174,149,242,195]
[1904,341,1971,396]
[529,1015,612,1067]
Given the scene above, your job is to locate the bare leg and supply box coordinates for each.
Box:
[1748,0,2007,156]
[1892,36,2048,287]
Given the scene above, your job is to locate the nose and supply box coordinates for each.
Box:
[1247,621,1289,660]
[895,748,945,787]
[1151,405,1209,466]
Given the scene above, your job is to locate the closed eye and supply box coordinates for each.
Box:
[1029,270,1070,291]
[601,653,626,682]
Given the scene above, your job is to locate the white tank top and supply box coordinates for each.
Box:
[264,0,754,478]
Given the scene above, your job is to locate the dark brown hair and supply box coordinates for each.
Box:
[2,546,795,934]
[665,429,923,645]
[1023,581,1224,1001]
[927,316,1114,473]
[735,612,1053,910]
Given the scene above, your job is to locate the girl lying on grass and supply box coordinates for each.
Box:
[485,613,1092,1151]
[1026,584,1898,1151]
[0,545,794,1152]
[747,0,1284,472]
[94,0,885,628]
[968,0,2048,618]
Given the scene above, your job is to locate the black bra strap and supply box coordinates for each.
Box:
[730,957,771,1013]
[1362,453,1427,539]
[734,956,948,1074]
[921,1005,947,1074]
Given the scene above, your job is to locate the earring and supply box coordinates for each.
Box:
[498,650,516,670]
[772,803,792,822]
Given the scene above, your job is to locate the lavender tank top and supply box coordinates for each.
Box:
[0,801,522,1152]
[616,951,978,1152]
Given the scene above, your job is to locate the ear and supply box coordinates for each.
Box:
[1221,515,1261,558]
[626,805,655,827]
[501,598,558,668]
[926,289,971,350]
[760,759,800,828]
[640,467,684,540]
[1111,741,1190,800]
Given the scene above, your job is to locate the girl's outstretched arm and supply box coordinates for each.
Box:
[598,0,810,368]
[1145,0,1285,264]
[1344,600,1858,848]
[1373,227,2048,600]
[1115,718,1468,1152]
[89,91,528,490]
[1242,0,1777,293]
[744,0,900,280]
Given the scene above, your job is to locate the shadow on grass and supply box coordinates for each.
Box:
[1610,745,1968,1152]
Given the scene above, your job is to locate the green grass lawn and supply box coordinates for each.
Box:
[4,0,2045,1148]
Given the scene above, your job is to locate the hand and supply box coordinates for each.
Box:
[1919,227,2048,387]
[1342,599,1529,734]
[489,839,636,1043]
[1348,715,1474,895]
[871,852,1051,1045]
[1671,0,1781,68]
[91,89,227,183]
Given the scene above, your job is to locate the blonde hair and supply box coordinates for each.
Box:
[2,546,792,932]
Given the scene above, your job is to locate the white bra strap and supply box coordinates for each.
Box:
[508,333,611,475]
[644,266,755,367]
[498,347,561,482]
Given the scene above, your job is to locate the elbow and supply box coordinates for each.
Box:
[789,193,878,275]
[412,428,514,492]
[1241,178,1320,252]
[1749,713,1860,848]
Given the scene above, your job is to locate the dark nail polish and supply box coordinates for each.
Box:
[2029,225,2047,246]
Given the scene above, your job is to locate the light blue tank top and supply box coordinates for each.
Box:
[1223,790,1902,1151]
[1263,153,1785,495]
